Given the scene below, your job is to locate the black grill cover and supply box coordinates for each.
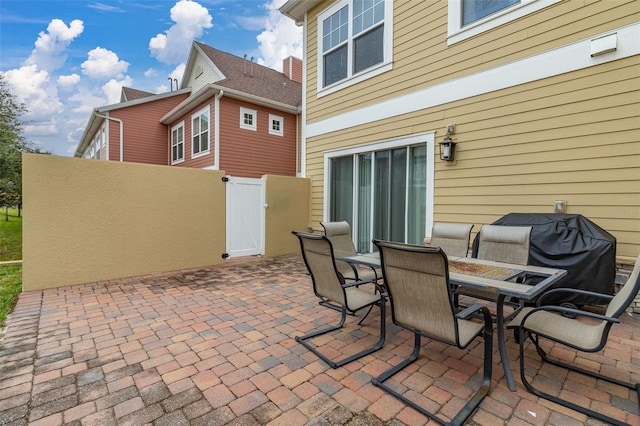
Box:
[471,213,616,305]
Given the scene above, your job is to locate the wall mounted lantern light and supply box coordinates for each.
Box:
[439,124,457,161]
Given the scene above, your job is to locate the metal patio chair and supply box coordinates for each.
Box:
[508,255,640,426]
[292,231,386,369]
[457,224,532,305]
[372,240,492,426]
[427,222,474,257]
[320,221,381,282]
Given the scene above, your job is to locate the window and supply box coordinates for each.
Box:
[171,122,184,164]
[192,107,210,158]
[269,114,284,136]
[327,137,431,253]
[318,0,393,93]
[462,0,519,26]
[240,107,257,131]
[448,0,560,45]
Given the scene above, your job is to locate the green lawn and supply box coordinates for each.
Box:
[0,208,22,261]
[0,208,22,328]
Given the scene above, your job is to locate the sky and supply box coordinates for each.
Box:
[0,0,303,156]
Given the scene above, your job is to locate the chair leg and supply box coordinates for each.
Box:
[296,299,386,369]
[519,328,637,426]
[372,328,492,426]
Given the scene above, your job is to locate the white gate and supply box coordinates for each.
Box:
[225,176,265,258]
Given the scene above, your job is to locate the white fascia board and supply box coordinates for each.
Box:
[97,88,191,113]
[306,23,640,138]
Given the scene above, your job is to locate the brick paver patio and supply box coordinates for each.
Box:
[0,254,638,425]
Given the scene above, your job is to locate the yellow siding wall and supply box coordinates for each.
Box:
[302,1,640,259]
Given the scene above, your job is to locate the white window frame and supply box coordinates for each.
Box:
[268,114,284,136]
[447,0,561,45]
[171,121,185,165]
[240,107,257,131]
[191,106,210,159]
[316,0,394,98]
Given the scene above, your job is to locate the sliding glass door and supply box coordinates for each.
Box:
[328,140,429,253]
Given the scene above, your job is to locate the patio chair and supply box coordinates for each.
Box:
[476,224,532,265]
[292,231,386,368]
[372,240,492,425]
[457,224,532,305]
[508,255,640,426]
[320,221,381,282]
[427,222,474,257]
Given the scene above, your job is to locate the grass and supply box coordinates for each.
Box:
[0,264,21,327]
[0,208,22,328]
[0,208,22,261]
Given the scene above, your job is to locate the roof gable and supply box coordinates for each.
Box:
[190,41,302,107]
[121,87,155,102]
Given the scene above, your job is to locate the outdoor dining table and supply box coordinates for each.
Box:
[342,252,568,391]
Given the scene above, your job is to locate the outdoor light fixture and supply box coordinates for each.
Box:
[439,124,457,161]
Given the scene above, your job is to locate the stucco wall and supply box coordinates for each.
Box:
[264,175,311,257]
[22,154,226,291]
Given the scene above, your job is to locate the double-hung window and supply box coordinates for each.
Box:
[192,106,210,158]
[171,122,184,164]
[318,0,392,94]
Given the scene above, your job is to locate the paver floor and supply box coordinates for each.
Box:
[0,254,638,425]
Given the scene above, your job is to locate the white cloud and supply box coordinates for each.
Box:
[1,64,64,121]
[256,0,302,70]
[57,73,81,89]
[81,47,129,79]
[144,68,157,78]
[102,76,134,105]
[25,19,84,71]
[149,0,212,64]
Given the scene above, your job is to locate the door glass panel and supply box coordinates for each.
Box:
[330,156,353,224]
[373,151,389,241]
[408,145,427,244]
[390,148,407,242]
[357,153,372,253]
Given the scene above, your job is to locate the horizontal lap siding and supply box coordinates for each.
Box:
[218,98,296,178]
[305,0,639,123]
[108,94,188,164]
[305,54,639,256]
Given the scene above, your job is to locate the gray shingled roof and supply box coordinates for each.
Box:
[121,87,155,102]
[195,41,302,108]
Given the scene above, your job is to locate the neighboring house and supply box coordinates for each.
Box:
[75,88,190,163]
[75,41,303,179]
[159,42,303,178]
[280,0,640,259]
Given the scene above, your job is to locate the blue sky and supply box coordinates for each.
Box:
[0,0,302,156]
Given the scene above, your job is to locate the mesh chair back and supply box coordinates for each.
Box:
[377,242,458,345]
[477,224,532,265]
[321,221,357,258]
[430,222,474,257]
[295,232,346,307]
[606,255,640,318]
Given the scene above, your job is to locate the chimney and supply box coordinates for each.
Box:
[283,56,303,83]
[250,56,254,77]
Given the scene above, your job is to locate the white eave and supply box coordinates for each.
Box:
[280,0,322,25]
[160,84,300,124]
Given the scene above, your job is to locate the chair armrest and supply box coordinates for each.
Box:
[521,304,620,327]
[536,288,614,306]
[456,304,489,320]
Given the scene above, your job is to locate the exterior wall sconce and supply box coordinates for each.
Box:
[439,124,456,161]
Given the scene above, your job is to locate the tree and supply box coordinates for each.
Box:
[0,74,47,219]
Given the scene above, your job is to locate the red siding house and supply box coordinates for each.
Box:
[75,41,302,179]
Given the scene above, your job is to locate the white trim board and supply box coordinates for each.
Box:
[306,23,640,139]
